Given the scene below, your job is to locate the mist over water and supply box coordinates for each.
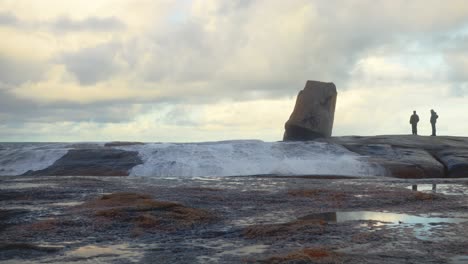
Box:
[0,141,382,177]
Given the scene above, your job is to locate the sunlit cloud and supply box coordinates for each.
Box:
[0,0,468,141]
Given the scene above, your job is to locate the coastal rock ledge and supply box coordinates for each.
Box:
[2,136,467,178]
[320,135,468,178]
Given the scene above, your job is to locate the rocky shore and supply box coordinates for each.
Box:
[1,135,468,263]
[0,175,467,263]
[11,135,468,179]
[321,135,468,178]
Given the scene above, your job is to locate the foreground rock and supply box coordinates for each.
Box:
[1,176,466,263]
[23,148,142,176]
[78,192,217,232]
[284,80,337,141]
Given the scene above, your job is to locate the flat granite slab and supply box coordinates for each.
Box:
[321,135,468,178]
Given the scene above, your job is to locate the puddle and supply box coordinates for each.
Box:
[299,211,467,225]
[0,183,56,189]
[300,211,467,241]
[220,244,268,256]
[451,255,468,264]
[66,244,142,262]
[194,240,268,263]
[354,194,371,198]
[50,201,84,207]
[407,184,468,195]
[0,205,46,211]
[231,211,296,227]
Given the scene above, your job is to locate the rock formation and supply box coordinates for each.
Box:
[10,135,468,179]
[23,148,142,176]
[283,81,337,141]
[320,135,468,178]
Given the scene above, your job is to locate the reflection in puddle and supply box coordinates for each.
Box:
[300,211,467,241]
[194,239,268,263]
[219,244,268,256]
[299,211,467,225]
[67,244,142,262]
[231,210,296,227]
[450,255,468,264]
[354,194,371,198]
[0,183,56,189]
[0,205,45,211]
[407,184,468,195]
[50,201,84,207]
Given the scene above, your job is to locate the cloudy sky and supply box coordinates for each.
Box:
[0,0,467,142]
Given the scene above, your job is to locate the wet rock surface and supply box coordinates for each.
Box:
[22,148,142,176]
[344,144,445,178]
[0,175,467,263]
[435,148,468,178]
[323,135,468,178]
[4,135,468,178]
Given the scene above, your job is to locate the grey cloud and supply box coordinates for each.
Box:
[0,11,17,26]
[61,42,122,85]
[46,0,468,104]
[161,106,201,127]
[0,88,148,124]
[0,54,45,85]
[451,83,468,97]
[52,16,125,32]
[0,12,124,32]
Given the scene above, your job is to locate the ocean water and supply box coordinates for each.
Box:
[0,141,382,177]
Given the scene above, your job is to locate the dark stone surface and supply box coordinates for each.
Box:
[435,149,468,178]
[344,144,445,178]
[0,209,29,232]
[284,80,337,141]
[22,148,142,176]
[322,135,468,178]
[104,141,145,147]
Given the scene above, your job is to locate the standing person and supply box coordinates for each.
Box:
[430,109,438,136]
[409,111,419,135]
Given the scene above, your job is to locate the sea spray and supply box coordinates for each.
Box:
[0,143,69,176]
[0,141,384,177]
[116,140,382,177]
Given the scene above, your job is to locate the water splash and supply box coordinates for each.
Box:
[0,143,69,176]
[117,140,382,177]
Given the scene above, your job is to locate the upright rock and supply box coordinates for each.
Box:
[283,81,337,141]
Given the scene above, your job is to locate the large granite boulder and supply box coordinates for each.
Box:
[284,81,337,141]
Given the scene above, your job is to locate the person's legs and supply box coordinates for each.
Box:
[431,123,436,136]
[412,124,417,135]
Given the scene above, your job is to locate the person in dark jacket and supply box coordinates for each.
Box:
[409,111,419,135]
[430,109,438,136]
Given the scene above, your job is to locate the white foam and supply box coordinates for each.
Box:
[117,140,382,177]
[0,143,69,176]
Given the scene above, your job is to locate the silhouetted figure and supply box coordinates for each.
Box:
[430,109,438,136]
[409,111,419,135]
